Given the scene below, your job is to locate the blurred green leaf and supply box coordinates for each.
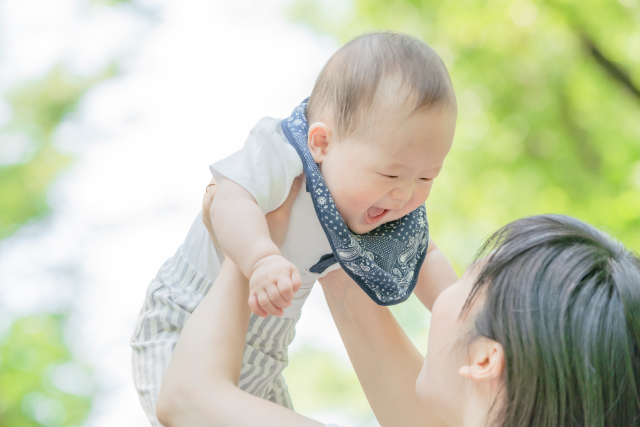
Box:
[0,6,123,427]
[0,315,93,427]
[0,64,116,239]
[285,345,375,423]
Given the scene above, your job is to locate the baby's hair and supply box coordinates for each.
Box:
[464,214,640,427]
[306,32,455,139]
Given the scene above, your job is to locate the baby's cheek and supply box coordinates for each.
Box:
[420,184,434,202]
[335,187,366,209]
[355,184,383,206]
[397,199,422,219]
[410,190,431,210]
[331,194,357,222]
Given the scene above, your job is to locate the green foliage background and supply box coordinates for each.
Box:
[290,0,640,268]
[1,0,638,425]
[0,315,92,427]
[0,70,109,426]
[284,0,640,424]
[0,1,130,425]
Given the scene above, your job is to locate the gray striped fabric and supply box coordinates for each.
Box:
[131,249,299,426]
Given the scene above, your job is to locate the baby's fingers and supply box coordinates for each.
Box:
[276,276,295,302]
[267,283,291,309]
[290,267,301,294]
[249,294,268,318]
[257,290,284,317]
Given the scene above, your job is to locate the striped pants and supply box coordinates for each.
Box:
[131,250,298,427]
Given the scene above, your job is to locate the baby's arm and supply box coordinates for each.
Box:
[412,240,458,311]
[211,178,279,276]
[209,177,301,317]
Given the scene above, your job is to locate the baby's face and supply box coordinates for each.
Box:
[314,102,456,235]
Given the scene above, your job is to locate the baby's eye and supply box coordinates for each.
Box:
[419,178,433,181]
[378,173,399,179]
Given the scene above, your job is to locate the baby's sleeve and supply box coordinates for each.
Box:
[210,117,304,214]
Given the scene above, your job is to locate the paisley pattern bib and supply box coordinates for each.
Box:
[281,99,430,306]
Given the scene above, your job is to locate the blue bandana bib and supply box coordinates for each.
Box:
[281,100,430,306]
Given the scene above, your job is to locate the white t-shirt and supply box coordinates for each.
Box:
[180,117,341,318]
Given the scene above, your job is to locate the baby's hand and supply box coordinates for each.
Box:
[249,254,301,317]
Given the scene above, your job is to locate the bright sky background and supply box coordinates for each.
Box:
[0,0,364,425]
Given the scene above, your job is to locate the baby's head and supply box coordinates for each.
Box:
[306,32,457,234]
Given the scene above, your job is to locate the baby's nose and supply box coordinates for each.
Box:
[390,186,412,203]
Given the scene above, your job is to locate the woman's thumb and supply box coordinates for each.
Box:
[290,174,303,196]
[283,174,303,208]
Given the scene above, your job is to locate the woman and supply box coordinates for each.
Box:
[156,179,640,427]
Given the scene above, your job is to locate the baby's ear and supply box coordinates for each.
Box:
[307,123,332,163]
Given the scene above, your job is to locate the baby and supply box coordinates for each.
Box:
[131,32,457,427]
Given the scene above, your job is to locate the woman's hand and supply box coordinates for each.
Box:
[202,177,218,238]
[265,175,302,246]
[202,178,222,252]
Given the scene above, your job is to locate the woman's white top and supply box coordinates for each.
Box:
[180,117,341,318]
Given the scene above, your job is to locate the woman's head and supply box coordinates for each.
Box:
[418,214,640,427]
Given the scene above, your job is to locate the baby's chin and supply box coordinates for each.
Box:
[346,216,390,235]
[347,224,374,235]
[342,217,368,234]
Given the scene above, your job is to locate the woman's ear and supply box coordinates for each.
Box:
[458,338,504,383]
[308,122,333,163]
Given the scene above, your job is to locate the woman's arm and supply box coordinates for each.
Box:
[156,259,324,427]
[157,176,323,427]
[319,270,449,427]
[413,240,458,311]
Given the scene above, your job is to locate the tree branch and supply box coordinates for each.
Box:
[581,33,640,101]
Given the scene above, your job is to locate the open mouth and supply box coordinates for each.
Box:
[364,207,389,225]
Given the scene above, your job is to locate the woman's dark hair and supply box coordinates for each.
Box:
[464,214,640,427]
